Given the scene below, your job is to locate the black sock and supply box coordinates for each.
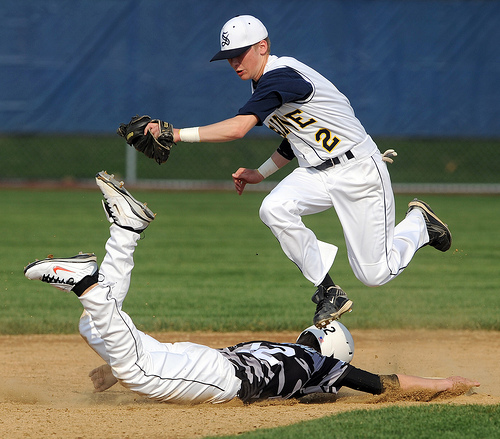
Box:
[72,273,99,297]
[320,274,335,289]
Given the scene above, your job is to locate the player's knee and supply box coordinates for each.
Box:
[78,310,92,338]
[359,277,382,288]
[260,196,298,230]
[259,195,281,226]
[353,266,390,287]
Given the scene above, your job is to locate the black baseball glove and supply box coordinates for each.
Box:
[117,115,175,165]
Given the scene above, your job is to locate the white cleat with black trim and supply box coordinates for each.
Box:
[95,171,156,233]
[24,253,98,292]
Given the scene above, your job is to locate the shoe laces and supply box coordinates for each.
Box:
[104,202,119,221]
[41,274,76,286]
[317,286,346,308]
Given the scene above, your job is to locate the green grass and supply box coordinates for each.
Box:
[1,190,499,334]
[208,404,500,439]
[1,135,499,183]
[1,188,499,438]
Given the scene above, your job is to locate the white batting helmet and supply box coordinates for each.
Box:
[296,321,354,363]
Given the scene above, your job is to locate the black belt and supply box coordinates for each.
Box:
[314,150,354,171]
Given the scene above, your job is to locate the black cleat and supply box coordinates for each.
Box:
[312,285,353,329]
[407,199,452,252]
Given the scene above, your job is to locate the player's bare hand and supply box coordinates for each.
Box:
[144,122,180,142]
[445,376,480,391]
[89,364,118,392]
[144,121,159,138]
[232,168,264,195]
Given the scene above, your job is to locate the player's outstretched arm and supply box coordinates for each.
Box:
[145,115,259,143]
[89,364,119,392]
[396,374,480,393]
[339,366,479,397]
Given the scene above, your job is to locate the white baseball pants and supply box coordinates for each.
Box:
[78,224,241,404]
[259,148,428,287]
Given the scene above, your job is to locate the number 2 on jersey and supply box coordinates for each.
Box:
[315,128,340,152]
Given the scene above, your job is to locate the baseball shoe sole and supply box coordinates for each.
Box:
[407,199,452,252]
[96,171,155,233]
[312,285,353,329]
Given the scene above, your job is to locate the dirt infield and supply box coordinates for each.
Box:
[1,329,498,438]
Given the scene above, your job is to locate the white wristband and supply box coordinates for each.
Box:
[257,157,279,179]
[179,127,200,143]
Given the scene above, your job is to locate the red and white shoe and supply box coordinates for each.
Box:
[24,253,98,292]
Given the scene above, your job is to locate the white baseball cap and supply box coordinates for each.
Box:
[210,15,268,62]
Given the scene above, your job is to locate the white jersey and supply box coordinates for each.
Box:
[247,58,427,290]
[239,55,373,167]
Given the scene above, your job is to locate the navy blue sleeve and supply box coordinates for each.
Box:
[276,138,295,161]
[237,67,313,125]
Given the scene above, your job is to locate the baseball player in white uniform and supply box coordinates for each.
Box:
[24,172,477,404]
[145,15,452,329]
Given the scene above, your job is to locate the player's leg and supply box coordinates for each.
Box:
[25,171,155,361]
[89,173,240,403]
[331,153,433,286]
[79,305,171,368]
[25,173,155,386]
[258,167,352,326]
[26,172,240,404]
[327,153,401,286]
[259,167,336,285]
[78,274,240,403]
[79,309,110,363]
[76,171,154,358]
[95,171,155,304]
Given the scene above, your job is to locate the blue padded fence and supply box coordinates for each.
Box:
[1,0,499,137]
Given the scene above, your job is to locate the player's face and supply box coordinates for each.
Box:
[228,43,266,81]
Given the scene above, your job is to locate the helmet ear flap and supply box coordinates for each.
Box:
[296,331,321,353]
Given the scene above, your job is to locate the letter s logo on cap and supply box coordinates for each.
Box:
[221,31,230,47]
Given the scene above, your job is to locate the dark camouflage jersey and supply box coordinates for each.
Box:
[218,341,350,403]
